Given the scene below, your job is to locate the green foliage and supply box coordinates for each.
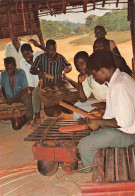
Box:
[87,10,130,32]
[40,20,72,39]
[74,10,130,35]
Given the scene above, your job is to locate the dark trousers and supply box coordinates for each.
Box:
[19,93,33,121]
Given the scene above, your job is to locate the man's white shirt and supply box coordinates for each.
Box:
[4,41,27,68]
[103,68,135,134]
[20,51,44,88]
[82,75,107,100]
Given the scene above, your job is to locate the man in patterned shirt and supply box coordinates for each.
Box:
[30,39,72,85]
[30,39,72,116]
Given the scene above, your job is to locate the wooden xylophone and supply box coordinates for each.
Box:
[0,102,26,120]
[24,118,90,176]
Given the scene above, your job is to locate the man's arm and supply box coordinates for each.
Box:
[78,74,89,102]
[63,74,78,89]
[88,118,119,131]
[4,44,10,57]
[63,65,72,73]
[110,40,121,56]
[7,87,28,104]
[1,87,7,100]
[29,39,47,52]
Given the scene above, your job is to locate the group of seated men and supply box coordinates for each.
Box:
[1,25,135,173]
[1,37,72,127]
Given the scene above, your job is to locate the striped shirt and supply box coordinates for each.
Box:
[31,53,71,83]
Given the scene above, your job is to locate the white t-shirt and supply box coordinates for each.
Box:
[82,75,107,100]
[103,68,135,134]
[20,51,44,88]
[4,41,27,68]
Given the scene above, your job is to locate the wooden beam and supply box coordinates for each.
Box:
[116,0,119,8]
[46,1,53,16]
[102,0,106,7]
[32,3,45,48]
[62,0,66,14]
[128,0,135,79]
[7,4,14,38]
[83,0,87,13]
[93,0,96,10]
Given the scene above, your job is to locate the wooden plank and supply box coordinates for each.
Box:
[115,147,128,182]
[126,146,135,180]
[92,149,105,183]
[105,148,115,182]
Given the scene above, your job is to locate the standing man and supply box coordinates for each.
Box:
[5,36,26,68]
[94,25,121,56]
[20,43,44,127]
[30,39,72,84]
[78,50,135,173]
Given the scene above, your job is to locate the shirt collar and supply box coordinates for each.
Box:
[108,68,120,87]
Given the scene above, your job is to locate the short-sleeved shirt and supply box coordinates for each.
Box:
[1,68,28,99]
[103,68,135,134]
[31,53,71,84]
[82,75,107,100]
[4,41,27,68]
[20,51,43,88]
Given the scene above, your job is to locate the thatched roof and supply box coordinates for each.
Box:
[0,0,128,38]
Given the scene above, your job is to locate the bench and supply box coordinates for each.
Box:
[81,145,135,195]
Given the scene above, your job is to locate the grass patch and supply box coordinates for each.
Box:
[69,31,131,45]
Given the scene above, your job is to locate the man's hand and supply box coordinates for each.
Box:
[91,102,106,115]
[29,39,40,47]
[63,66,72,73]
[78,74,88,83]
[88,119,100,131]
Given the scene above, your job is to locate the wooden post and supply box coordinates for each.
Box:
[32,3,45,48]
[128,0,135,79]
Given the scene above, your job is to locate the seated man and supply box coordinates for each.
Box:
[78,50,135,173]
[20,43,44,127]
[93,37,133,77]
[1,57,33,126]
[64,51,107,120]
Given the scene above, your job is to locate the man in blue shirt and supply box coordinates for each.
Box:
[1,57,33,125]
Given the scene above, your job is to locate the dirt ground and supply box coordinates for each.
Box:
[0,36,133,196]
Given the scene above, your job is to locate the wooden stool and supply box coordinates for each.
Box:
[0,102,26,130]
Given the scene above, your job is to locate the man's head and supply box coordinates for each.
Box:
[46,39,56,59]
[93,38,110,52]
[21,43,33,64]
[87,50,115,84]
[11,36,20,48]
[94,25,107,39]
[74,51,89,74]
[4,57,16,76]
